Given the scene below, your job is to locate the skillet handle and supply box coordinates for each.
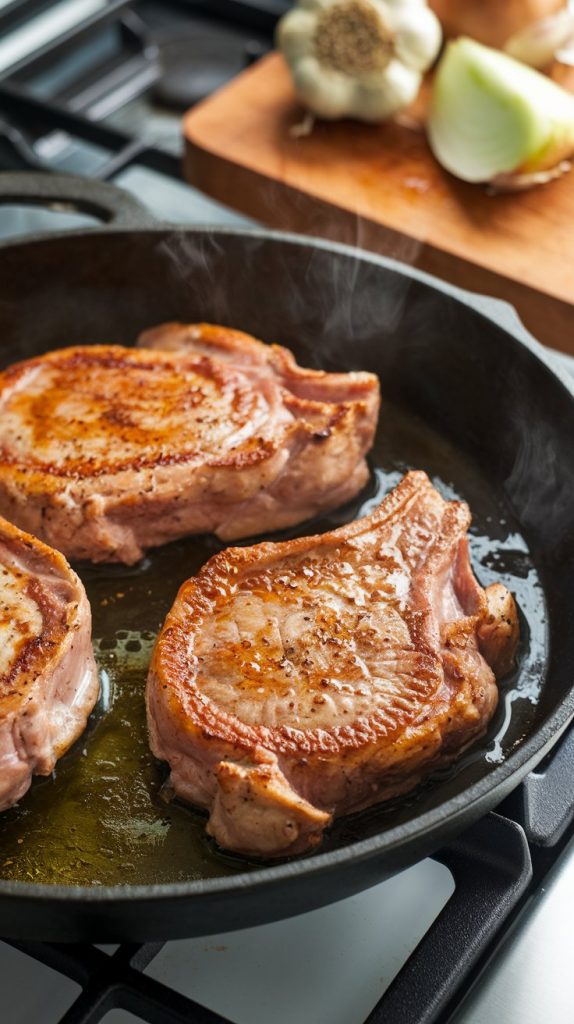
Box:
[0,171,157,229]
[509,722,574,847]
[456,290,534,345]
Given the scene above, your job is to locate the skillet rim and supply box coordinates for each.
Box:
[0,223,573,904]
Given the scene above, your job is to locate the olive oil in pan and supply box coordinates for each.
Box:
[0,632,244,886]
[0,400,547,884]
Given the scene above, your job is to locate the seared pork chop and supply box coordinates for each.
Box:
[0,517,98,811]
[147,471,519,858]
[0,327,379,564]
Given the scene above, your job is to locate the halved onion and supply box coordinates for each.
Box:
[427,37,574,185]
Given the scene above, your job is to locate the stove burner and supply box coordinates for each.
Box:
[153,26,269,110]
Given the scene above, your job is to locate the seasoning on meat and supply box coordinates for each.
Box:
[0,517,98,812]
[0,325,379,563]
[146,471,519,858]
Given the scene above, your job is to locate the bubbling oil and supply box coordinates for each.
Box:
[0,400,547,884]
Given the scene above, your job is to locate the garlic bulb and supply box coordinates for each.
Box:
[276,0,442,123]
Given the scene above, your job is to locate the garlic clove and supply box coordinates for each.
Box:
[392,5,443,71]
[276,9,318,62]
[290,55,356,119]
[353,59,422,119]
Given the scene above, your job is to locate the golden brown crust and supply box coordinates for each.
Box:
[145,464,517,856]
[147,471,517,856]
[0,514,99,811]
[152,472,475,757]
[0,516,83,717]
[0,329,380,563]
[478,583,520,677]
[0,345,279,481]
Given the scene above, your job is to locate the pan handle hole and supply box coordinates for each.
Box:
[0,201,102,240]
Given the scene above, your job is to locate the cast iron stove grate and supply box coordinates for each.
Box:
[0,0,288,177]
[2,814,531,1024]
[0,78,181,180]
[5,720,574,1024]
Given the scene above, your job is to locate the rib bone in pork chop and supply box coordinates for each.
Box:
[0,517,98,811]
[0,324,379,564]
[147,471,519,858]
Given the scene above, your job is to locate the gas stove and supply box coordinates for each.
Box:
[1,4,574,1024]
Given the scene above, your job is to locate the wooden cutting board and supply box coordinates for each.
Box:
[183,53,574,355]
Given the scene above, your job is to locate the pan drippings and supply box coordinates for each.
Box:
[0,400,547,886]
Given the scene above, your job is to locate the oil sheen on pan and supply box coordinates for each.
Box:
[0,400,546,886]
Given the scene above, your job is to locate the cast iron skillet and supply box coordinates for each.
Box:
[0,173,572,942]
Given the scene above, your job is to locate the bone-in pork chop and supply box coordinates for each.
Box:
[0,517,98,811]
[0,326,379,564]
[147,471,519,858]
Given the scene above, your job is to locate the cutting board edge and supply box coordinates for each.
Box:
[184,137,574,357]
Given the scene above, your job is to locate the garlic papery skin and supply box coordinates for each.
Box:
[428,0,564,51]
[504,8,574,68]
[276,0,442,123]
